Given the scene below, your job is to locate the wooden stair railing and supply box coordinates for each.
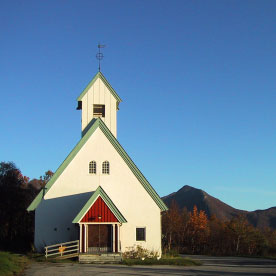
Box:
[45,240,79,259]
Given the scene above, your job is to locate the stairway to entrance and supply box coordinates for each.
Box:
[79,253,122,264]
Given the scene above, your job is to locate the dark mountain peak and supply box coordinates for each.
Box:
[162,191,176,200]
[178,185,194,192]
[253,207,276,213]
[178,185,203,193]
[162,185,276,229]
[163,185,210,216]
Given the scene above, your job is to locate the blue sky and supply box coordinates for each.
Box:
[1,0,275,211]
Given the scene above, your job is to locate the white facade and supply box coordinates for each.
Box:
[31,72,166,255]
[35,128,162,253]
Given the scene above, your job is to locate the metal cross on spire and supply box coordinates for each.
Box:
[96,43,106,72]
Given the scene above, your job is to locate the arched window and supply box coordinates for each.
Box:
[89,161,96,174]
[102,161,110,174]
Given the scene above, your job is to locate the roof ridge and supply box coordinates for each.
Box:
[27,118,100,211]
[77,72,122,102]
[98,119,168,211]
[27,117,168,212]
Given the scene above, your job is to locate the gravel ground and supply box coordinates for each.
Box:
[23,255,276,276]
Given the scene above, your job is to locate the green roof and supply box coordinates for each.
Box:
[27,118,168,212]
[72,186,127,223]
[77,72,122,103]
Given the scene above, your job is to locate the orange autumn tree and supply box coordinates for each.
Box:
[208,215,228,255]
[187,205,209,253]
[162,200,182,252]
[161,202,273,256]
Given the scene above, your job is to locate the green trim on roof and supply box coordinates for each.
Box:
[27,190,44,212]
[27,118,100,211]
[72,186,127,223]
[77,72,122,103]
[98,120,168,211]
[27,118,168,212]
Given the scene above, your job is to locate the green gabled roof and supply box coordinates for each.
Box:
[77,72,122,103]
[27,118,168,212]
[72,186,127,223]
[98,119,168,211]
[27,118,100,211]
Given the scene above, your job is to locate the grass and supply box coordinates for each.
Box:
[121,256,202,266]
[27,252,78,263]
[0,251,29,276]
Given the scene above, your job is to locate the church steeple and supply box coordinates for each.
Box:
[76,72,122,138]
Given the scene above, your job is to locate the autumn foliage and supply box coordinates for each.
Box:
[162,201,276,256]
[1,160,275,257]
[0,162,53,252]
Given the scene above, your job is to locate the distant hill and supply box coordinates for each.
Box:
[162,185,276,230]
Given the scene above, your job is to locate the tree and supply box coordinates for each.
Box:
[162,200,182,252]
[207,215,228,255]
[187,206,209,254]
[227,215,250,255]
[28,170,54,190]
[43,170,54,182]
[0,162,35,251]
[178,207,190,253]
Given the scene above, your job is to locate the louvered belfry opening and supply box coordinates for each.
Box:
[93,104,105,117]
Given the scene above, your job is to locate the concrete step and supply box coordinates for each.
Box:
[79,253,122,264]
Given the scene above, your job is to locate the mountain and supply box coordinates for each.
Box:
[246,207,276,230]
[162,185,276,230]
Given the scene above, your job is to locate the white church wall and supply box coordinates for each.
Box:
[38,128,162,254]
[34,192,92,252]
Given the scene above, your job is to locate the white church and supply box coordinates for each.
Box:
[27,70,168,261]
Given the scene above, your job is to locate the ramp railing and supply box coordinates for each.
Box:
[45,240,79,259]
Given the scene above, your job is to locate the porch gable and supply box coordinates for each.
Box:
[81,196,118,223]
[73,186,127,224]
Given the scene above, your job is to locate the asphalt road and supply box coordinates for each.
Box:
[23,255,276,276]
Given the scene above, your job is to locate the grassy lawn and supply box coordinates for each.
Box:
[121,256,202,266]
[0,251,29,276]
[27,252,78,263]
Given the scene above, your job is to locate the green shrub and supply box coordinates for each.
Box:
[162,249,179,257]
[122,245,159,259]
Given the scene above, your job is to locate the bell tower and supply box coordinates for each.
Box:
[76,72,122,138]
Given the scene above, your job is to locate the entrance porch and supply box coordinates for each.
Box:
[79,223,122,263]
[79,223,121,254]
[72,187,127,263]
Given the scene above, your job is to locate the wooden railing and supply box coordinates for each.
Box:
[45,240,79,259]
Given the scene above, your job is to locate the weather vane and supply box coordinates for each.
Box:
[96,43,106,72]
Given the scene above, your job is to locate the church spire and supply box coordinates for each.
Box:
[77,45,121,137]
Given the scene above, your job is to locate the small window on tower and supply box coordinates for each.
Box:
[93,104,105,118]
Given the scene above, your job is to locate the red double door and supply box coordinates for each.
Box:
[88,224,112,251]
